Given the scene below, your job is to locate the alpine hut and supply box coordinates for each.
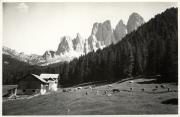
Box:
[18,74,48,95]
[40,73,59,91]
[18,73,59,95]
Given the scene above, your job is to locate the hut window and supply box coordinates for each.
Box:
[23,90,26,92]
[32,90,35,92]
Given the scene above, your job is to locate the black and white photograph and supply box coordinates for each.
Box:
[2,1,178,115]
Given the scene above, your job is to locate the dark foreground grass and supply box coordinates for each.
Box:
[3,78,178,115]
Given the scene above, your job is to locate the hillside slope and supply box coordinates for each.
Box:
[54,7,177,86]
[3,54,41,84]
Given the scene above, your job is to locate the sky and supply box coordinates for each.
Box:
[3,2,177,55]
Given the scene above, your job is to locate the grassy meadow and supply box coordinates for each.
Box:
[3,78,178,115]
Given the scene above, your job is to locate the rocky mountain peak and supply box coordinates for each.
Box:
[91,22,99,35]
[3,12,146,66]
[102,20,112,30]
[3,46,17,56]
[56,36,73,55]
[76,33,82,39]
[43,50,56,61]
[127,12,144,33]
[3,46,44,65]
[114,19,127,44]
[91,20,115,46]
[87,35,98,52]
[72,33,84,52]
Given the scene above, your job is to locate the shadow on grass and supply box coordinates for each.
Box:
[61,76,144,88]
[137,78,178,85]
[61,80,116,88]
[76,80,116,88]
[136,79,162,84]
[73,77,143,88]
[161,98,178,105]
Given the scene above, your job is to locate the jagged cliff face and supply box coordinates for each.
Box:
[3,12,145,66]
[56,36,73,55]
[72,33,84,53]
[84,20,115,54]
[42,50,56,61]
[114,20,127,44]
[127,13,145,33]
[92,20,115,46]
[87,35,98,52]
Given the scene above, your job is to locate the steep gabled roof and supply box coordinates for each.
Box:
[40,74,59,79]
[18,73,59,83]
[31,74,47,83]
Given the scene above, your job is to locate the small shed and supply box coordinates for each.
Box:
[18,74,48,95]
[40,74,59,91]
[3,85,18,97]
